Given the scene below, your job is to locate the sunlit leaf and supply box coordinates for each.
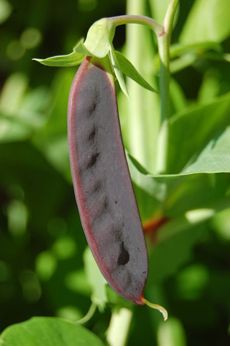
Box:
[109,48,128,96]
[127,149,230,222]
[113,50,157,92]
[182,127,230,174]
[180,0,230,43]
[167,92,230,173]
[170,41,222,59]
[0,317,105,346]
[33,50,85,67]
[33,39,87,67]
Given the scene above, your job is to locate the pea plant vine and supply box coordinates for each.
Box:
[35,0,177,306]
[33,0,178,335]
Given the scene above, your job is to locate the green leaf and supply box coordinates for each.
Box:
[73,38,85,52]
[84,18,114,58]
[169,42,224,74]
[0,317,105,346]
[113,50,157,92]
[33,39,86,67]
[109,48,128,96]
[167,93,230,173]
[83,247,108,311]
[33,51,84,67]
[127,149,230,221]
[170,51,230,74]
[182,127,230,174]
[170,41,222,59]
[180,0,230,44]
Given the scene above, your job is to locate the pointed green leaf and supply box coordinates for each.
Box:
[84,18,115,58]
[33,51,84,67]
[114,50,157,92]
[109,48,128,96]
[33,38,87,67]
[33,39,88,67]
[74,41,91,56]
[73,38,85,51]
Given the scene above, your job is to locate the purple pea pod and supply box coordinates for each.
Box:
[68,57,147,304]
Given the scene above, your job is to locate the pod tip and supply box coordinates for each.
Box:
[141,296,168,321]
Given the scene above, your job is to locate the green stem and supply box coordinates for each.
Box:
[109,15,164,36]
[164,0,179,41]
[157,0,179,122]
[106,308,133,346]
[76,303,97,325]
[157,35,170,122]
[156,0,179,173]
[125,0,159,172]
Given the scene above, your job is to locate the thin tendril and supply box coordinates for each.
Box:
[76,302,97,324]
[142,297,168,321]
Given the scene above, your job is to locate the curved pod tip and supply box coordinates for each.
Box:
[141,296,168,321]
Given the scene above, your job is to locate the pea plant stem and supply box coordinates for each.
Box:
[109,15,164,36]
[125,0,159,172]
[157,0,179,123]
[107,1,179,173]
[156,0,179,173]
[106,308,133,346]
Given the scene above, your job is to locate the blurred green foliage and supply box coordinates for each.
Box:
[0,0,230,345]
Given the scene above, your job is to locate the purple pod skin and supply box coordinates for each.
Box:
[68,57,147,304]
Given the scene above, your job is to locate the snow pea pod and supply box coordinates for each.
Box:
[68,57,147,304]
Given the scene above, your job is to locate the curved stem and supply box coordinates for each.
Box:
[108,15,164,36]
[164,0,179,39]
[76,303,97,324]
[157,0,179,122]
